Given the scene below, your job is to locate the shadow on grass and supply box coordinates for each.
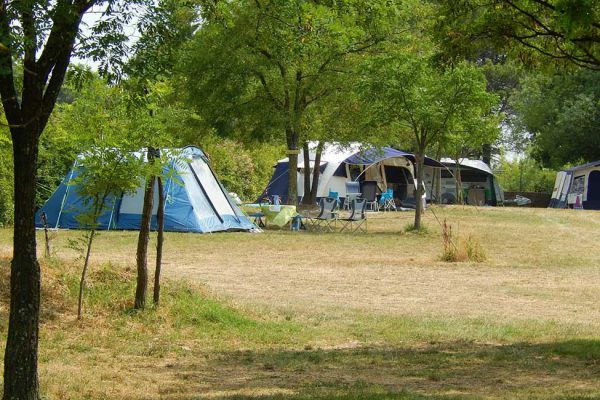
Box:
[156,339,600,400]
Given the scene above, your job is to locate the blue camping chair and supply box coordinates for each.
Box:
[328,190,339,201]
[344,181,361,210]
[379,188,396,211]
[339,198,367,233]
[308,197,339,233]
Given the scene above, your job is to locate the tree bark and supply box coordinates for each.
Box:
[413,150,426,230]
[153,176,165,307]
[308,141,323,205]
[454,161,463,205]
[135,171,155,310]
[4,131,41,400]
[301,142,311,205]
[78,229,96,320]
[286,128,299,205]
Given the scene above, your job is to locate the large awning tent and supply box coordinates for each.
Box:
[257,142,443,206]
[549,161,600,210]
[36,146,256,233]
[427,158,504,206]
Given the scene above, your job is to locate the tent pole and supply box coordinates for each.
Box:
[55,161,77,229]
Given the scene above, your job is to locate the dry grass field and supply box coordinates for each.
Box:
[0,206,599,399]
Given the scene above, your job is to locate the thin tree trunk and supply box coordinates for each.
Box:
[301,142,311,205]
[153,176,165,306]
[78,229,96,320]
[4,131,41,400]
[309,141,324,204]
[286,128,299,205]
[77,195,106,320]
[135,172,155,310]
[41,212,51,257]
[414,150,426,230]
[454,161,463,205]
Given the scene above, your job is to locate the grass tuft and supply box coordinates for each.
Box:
[403,223,430,234]
[440,219,486,263]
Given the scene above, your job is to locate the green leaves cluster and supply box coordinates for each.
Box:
[511,69,600,167]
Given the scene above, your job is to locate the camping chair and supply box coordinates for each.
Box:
[344,181,361,210]
[308,197,339,233]
[339,198,367,233]
[361,181,379,212]
[328,190,339,202]
[379,188,396,212]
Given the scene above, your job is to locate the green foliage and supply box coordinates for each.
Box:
[495,156,557,193]
[434,0,600,70]
[360,52,498,151]
[71,147,145,230]
[510,70,600,168]
[0,129,12,225]
[180,0,402,141]
[200,135,284,201]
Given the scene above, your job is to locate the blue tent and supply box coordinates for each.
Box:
[258,143,443,204]
[36,146,256,233]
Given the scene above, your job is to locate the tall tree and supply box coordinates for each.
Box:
[361,54,497,229]
[182,0,399,204]
[126,0,198,308]
[0,1,139,397]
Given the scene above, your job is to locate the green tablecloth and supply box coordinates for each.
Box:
[241,204,298,227]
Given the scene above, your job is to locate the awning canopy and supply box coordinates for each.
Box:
[344,147,444,168]
[564,160,600,172]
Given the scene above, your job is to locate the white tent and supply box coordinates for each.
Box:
[258,142,443,206]
[549,161,600,209]
[425,158,504,206]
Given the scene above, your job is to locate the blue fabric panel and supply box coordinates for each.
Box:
[256,162,289,203]
[36,166,119,229]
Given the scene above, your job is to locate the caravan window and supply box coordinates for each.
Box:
[572,175,585,194]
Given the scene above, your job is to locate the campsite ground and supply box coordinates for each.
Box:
[0,206,599,399]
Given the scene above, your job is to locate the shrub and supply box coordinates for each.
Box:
[440,219,486,263]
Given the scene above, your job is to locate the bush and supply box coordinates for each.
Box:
[440,219,486,263]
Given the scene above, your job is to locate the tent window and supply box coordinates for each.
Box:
[189,159,236,217]
[571,175,585,194]
[119,178,159,215]
[347,164,362,180]
[333,163,347,177]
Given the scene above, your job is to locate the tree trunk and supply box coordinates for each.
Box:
[4,131,41,400]
[308,141,324,205]
[153,177,165,307]
[482,143,492,166]
[135,172,155,310]
[413,150,426,230]
[286,128,299,205]
[78,229,96,320]
[301,142,311,205]
[454,161,463,205]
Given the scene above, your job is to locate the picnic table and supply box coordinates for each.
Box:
[241,204,298,227]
